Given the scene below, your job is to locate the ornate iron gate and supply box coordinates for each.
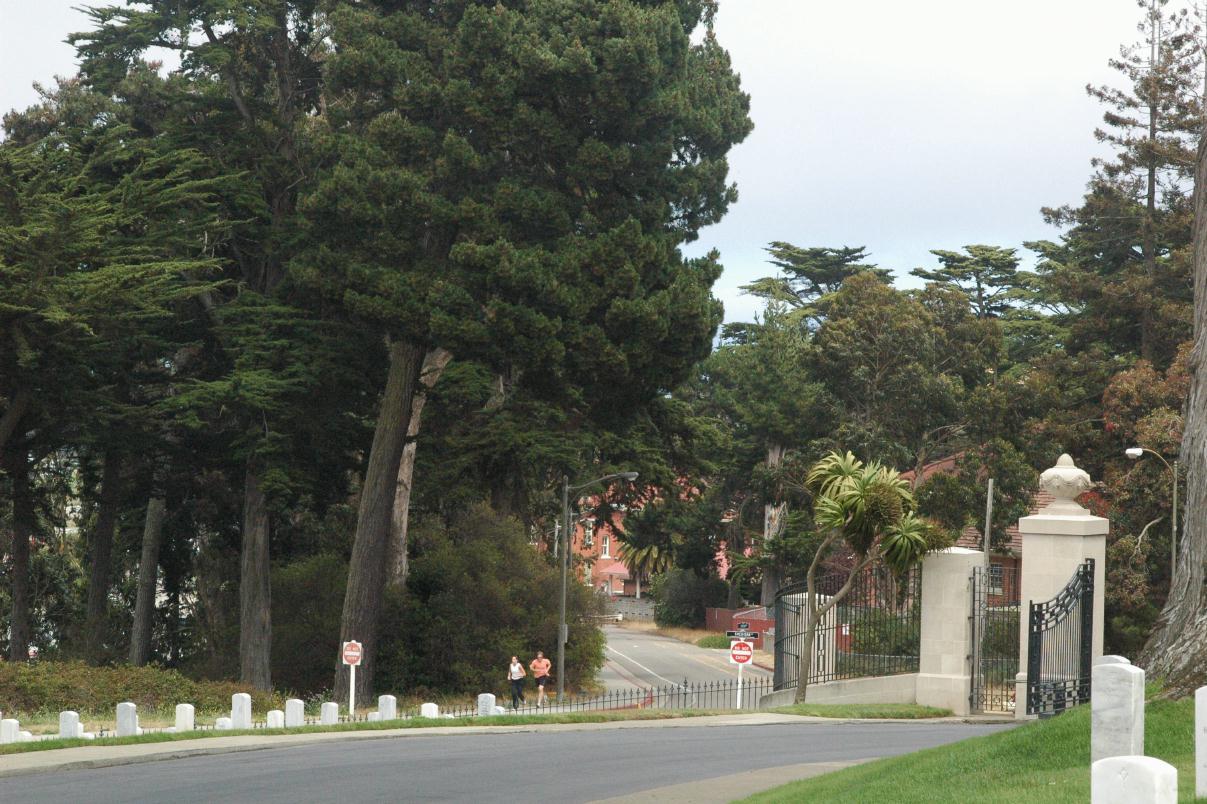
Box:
[1026,559,1094,717]
[969,563,1020,714]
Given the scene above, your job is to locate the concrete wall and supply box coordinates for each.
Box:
[758,673,918,709]
[608,596,655,621]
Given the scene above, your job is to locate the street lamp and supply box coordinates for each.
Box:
[1125,447,1179,581]
[558,470,638,702]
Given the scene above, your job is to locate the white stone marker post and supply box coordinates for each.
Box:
[59,711,80,740]
[0,720,19,745]
[477,693,496,716]
[1092,756,1177,804]
[320,702,339,725]
[1092,663,1145,761]
[285,699,305,728]
[1014,454,1108,720]
[378,695,397,721]
[420,703,439,719]
[368,712,382,722]
[215,717,232,730]
[175,704,195,732]
[231,693,252,730]
[116,702,138,737]
[915,546,983,716]
[1197,686,1207,799]
[266,710,285,728]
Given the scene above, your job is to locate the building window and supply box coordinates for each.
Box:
[583,521,594,548]
[989,563,1004,596]
[601,532,611,558]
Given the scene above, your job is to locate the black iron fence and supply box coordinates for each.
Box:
[970,563,1020,714]
[1026,559,1094,718]
[773,566,921,691]
[92,677,774,736]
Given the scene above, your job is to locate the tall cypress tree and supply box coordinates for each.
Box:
[300,0,751,697]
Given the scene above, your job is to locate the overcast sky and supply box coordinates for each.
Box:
[1,1,1144,323]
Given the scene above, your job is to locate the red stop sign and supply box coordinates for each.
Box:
[342,640,363,666]
[730,640,754,664]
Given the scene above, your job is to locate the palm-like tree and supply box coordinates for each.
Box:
[615,533,675,599]
[794,451,931,703]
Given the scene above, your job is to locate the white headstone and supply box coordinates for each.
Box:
[1095,655,1132,666]
[19,731,32,742]
[175,703,195,732]
[1197,687,1207,799]
[231,693,252,730]
[493,706,506,715]
[266,710,284,729]
[59,711,79,740]
[420,702,439,719]
[1092,663,1145,762]
[1092,756,1177,804]
[368,712,381,722]
[378,695,397,721]
[215,717,233,730]
[75,723,85,738]
[0,720,19,744]
[320,702,339,725]
[477,693,496,716]
[116,702,138,737]
[285,699,305,728]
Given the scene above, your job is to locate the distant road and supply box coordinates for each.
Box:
[0,720,1012,803]
[600,625,773,691]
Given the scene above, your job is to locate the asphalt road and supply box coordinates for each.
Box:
[599,626,773,692]
[0,720,1011,803]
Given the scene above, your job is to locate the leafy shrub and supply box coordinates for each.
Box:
[652,570,727,628]
[849,606,920,657]
[271,553,349,696]
[696,635,731,649]
[0,661,279,716]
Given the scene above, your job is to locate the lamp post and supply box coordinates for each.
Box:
[1125,446,1179,581]
[558,470,638,702]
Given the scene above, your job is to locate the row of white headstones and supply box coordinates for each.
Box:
[1090,655,1206,803]
[0,693,478,744]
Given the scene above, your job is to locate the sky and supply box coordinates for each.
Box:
[1,0,1145,323]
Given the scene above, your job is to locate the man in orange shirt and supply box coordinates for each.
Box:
[530,651,552,707]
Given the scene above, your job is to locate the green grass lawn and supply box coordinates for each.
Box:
[0,708,729,756]
[769,703,952,719]
[743,697,1198,803]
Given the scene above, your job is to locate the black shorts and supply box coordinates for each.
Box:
[536,675,550,687]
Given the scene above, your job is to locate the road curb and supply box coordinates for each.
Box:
[0,714,817,779]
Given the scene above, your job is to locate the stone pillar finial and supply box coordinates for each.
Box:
[1039,453,1092,514]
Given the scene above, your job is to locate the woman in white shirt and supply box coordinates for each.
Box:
[507,655,527,709]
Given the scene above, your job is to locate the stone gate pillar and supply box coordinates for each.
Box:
[916,546,983,716]
[1014,453,1108,720]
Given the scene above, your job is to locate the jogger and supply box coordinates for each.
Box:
[507,655,527,709]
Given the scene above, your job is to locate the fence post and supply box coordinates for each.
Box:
[916,547,982,716]
[1015,454,1108,721]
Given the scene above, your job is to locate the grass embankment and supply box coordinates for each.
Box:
[744,697,1196,803]
[770,703,952,719]
[0,709,725,756]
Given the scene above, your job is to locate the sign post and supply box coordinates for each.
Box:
[342,641,363,716]
[729,639,754,708]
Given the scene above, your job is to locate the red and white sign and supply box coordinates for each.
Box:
[729,640,754,665]
[342,641,363,666]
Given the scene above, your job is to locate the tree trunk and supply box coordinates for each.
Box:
[1139,124,1207,694]
[0,387,30,459]
[760,442,787,606]
[84,450,122,663]
[129,485,167,666]
[6,449,33,662]
[240,463,272,690]
[793,584,818,703]
[387,348,451,590]
[337,338,427,701]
